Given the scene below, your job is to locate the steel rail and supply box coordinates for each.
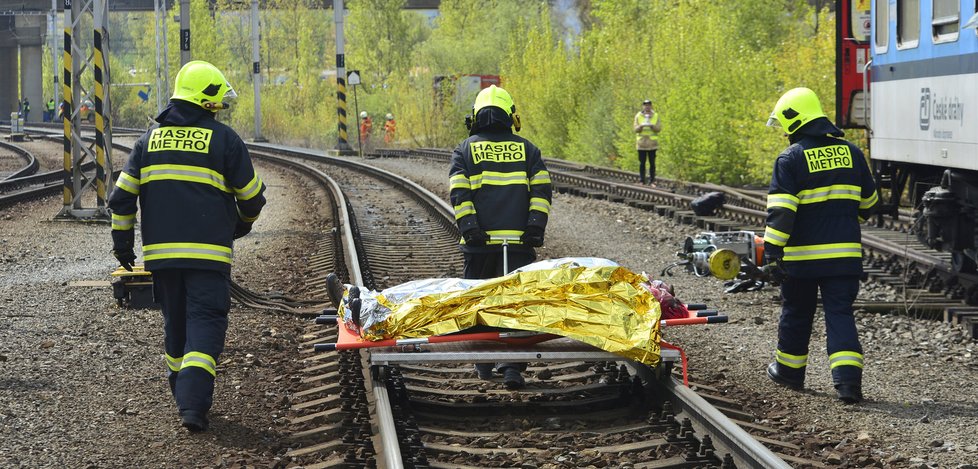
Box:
[658,376,793,469]
[0,141,39,180]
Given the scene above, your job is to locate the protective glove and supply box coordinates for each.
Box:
[520,226,545,247]
[462,228,489,247]
[760,259,786,286]
[112,249,136,272]
[233,220,253,239]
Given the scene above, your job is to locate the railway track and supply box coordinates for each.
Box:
[0,141,40,180]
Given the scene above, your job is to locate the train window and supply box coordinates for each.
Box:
[932,0,959,43]
[896,0,920,49]
[874,0,889,50]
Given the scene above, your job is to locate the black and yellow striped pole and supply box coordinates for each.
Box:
[60,0,75,210]
[333,0,353,153]
[92,0,111,211]
[56,0,112,220]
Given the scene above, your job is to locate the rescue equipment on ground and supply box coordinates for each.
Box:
[661,231,775,292]
[110,265,159,309]
[317,257,728,367]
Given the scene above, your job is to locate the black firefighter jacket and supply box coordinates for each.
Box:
[763,125,879,279]
[450,129,552,254]
[108,100,266,273]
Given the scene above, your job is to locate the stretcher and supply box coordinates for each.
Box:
[314,249,726,385]
[312,301,725,385]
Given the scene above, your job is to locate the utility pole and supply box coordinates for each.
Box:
[153,0,171,113]
[332,0,353,153]
[180,0,191,65]
[49,0,58,108]
[251,0,265,142]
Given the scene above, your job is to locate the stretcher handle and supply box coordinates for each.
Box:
[661,315,728,326]
[489,234,520,274]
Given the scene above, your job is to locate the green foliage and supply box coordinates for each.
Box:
[90,0,839,185]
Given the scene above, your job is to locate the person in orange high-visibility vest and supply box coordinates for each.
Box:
[383,113,396,145]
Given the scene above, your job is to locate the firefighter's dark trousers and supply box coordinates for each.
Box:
[464,249,536,373]
[776,274,863,386]
[154,269,230,414]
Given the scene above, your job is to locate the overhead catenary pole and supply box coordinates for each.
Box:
[332,0,352,153]
[251,0,265,142]
[92,0,113,210]
[50,0,59,108]
[179,0,191,65]
[56,0,111,221]
[153,0,165,112]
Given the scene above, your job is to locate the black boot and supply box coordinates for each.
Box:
[326,273,343,308]
[349,297,362,329]
[180,410,209,433]
[766,363,804,390]
[836,384,863,404]
[501,366,525,390]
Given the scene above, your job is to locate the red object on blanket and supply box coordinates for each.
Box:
[647,280,690,319]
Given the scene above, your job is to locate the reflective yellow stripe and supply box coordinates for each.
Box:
[181,351,217,376]
[165,353,183,372]
[529,197,551,214]
[766,193,799,211]
[783,242,862,261]
[797,184,861,204]
[860,191,879,209]
[763,226,790,247]
[111,213,136,230]
[453,201,476,220]
[485,230,524,245]
[478,170,529,187]
[450,173,470,191]
[237,207,260,223]
[829,350,864,369]
[529,170,551,185]
[115,172,140,195]
[143,242,233,264]
[140,164,230,193]
[468,173,484,189]
[775,349,808,368]
[235,174,263,201]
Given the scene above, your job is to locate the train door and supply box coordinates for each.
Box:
[835,0,872,129]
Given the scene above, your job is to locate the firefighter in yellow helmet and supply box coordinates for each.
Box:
[450,85,552,389]
[108,60,266,431]
[762,87,878,404]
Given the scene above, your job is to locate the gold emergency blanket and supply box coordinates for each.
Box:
[363,264,662,366]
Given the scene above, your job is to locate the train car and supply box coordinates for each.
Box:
[837,0,978,272]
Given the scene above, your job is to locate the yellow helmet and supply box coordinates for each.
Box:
[471,85,521,131]
[473,85,515,116]
[171,60,237,111]
[767,87,826,134]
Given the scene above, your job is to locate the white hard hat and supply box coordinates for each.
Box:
[360,111,368,119]
[386,113,393,120]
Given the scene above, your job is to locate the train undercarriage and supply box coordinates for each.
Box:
[876,161,978,273]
